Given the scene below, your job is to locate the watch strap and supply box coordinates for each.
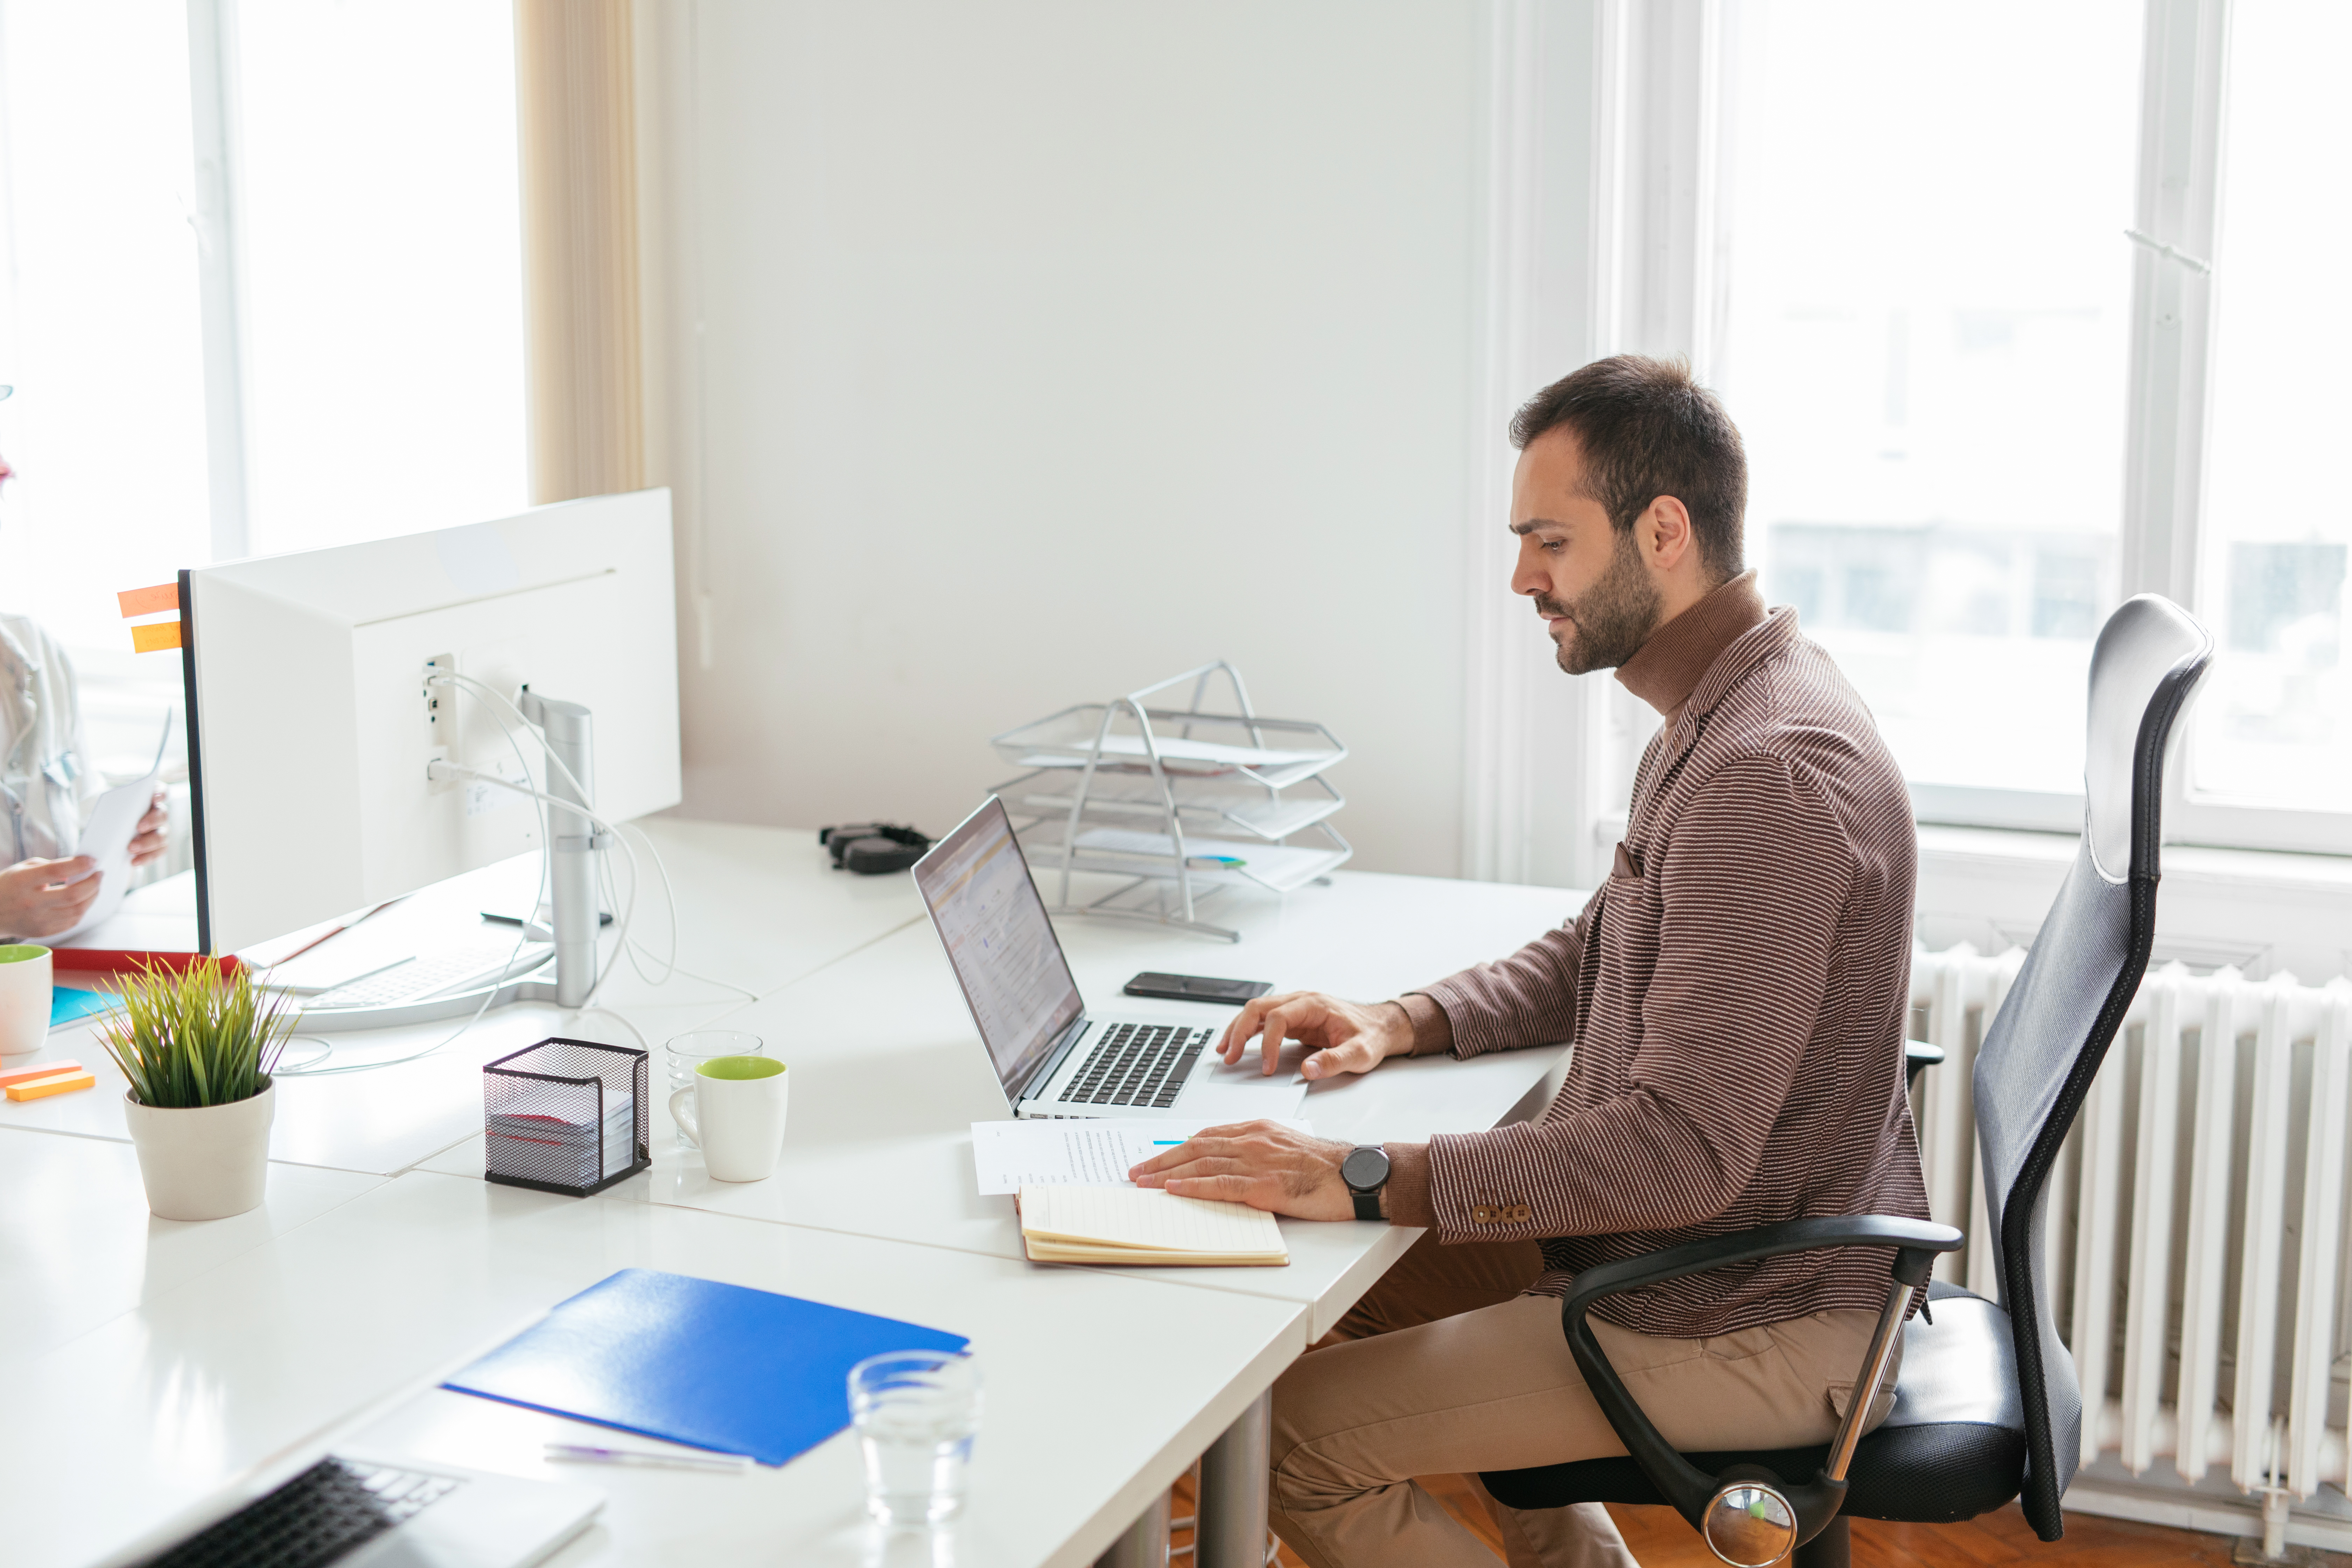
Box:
[1352,1186,1383,1222]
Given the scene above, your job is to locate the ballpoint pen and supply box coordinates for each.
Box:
[544,1442,753,1473]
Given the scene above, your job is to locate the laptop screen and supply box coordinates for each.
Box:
[912,797,1085,1100]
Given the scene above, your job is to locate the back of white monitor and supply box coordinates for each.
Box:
[186,490,681,954]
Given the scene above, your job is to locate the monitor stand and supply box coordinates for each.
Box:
[291,691,606,1035]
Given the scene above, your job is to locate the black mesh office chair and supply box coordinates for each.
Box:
[1480,595,2213,1567]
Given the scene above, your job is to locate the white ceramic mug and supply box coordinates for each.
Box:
[0,944,52,1057]
[668,1054,787,1182]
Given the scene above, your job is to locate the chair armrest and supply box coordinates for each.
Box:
[1904,1039,1944,1090]
[1560,1216,1962,1536]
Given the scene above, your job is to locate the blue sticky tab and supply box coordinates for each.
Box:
[443,1268,967,1468]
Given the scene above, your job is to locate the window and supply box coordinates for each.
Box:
[0,1,214,655]
[1713,0,2143,807]
[232,1,527,559]
[2186,0,2349,820]
[0,2,525,649]
[1596,0,2352,852]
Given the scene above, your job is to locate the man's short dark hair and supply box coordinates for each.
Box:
[1510,355,1747,583]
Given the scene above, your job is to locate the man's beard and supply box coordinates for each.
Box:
[1537,530,1662,675]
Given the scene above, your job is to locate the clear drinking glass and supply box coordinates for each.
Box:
[664,1031,763,1145]
[848,1350,981,1527]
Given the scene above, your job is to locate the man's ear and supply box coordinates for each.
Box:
[1640,495,1696,573]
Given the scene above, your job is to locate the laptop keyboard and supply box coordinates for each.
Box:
[1058,1023,1210,1108]
[147,1457,463,1568]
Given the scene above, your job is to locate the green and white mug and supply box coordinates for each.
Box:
[668,1055,787,1182]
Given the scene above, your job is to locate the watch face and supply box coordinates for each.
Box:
[1341,1146,1389,1191]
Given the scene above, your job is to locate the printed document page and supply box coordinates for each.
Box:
[970,1117,1311,1196]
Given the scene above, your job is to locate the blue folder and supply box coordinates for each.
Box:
[52,987,121,1027]
[443,1268,968,1467]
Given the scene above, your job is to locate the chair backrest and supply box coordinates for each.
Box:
[1970,594,2212,1541]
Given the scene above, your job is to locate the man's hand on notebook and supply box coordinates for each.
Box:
[1126,1119,1358,1220]
[1217,990,1414,1080]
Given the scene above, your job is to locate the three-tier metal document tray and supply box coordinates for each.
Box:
[989,661,1349,941]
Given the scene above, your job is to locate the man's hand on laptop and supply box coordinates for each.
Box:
[1127,1120,1358,1220]
[1217,990,1414,1080]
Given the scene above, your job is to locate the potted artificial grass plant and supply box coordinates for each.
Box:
[100,962,292,1220]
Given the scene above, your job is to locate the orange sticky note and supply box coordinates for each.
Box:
[130,621,183,653]
[118,583,179,617]
[0,1058,80,1090]
[6,1070,94,1101]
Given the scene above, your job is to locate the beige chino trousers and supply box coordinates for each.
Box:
[1269,1233,1898,1568]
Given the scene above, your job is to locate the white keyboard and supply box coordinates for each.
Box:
[306,932,553,1010]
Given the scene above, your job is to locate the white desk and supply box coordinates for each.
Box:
[7,823,1588,1567]
[0,822,926,1176]
[3,1163,1303,1568]
[0,1130,383,1368]
[422,869,1580,1338]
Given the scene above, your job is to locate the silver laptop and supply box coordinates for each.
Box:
[110,1447,598,1568]
[914,797,1309,1121]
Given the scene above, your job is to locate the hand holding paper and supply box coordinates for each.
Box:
[52,712,173,946]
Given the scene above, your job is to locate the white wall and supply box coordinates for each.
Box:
[639,1,1508,876]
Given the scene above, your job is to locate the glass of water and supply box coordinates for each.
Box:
[848,1350,981,1527]
[664,1031,764,1144]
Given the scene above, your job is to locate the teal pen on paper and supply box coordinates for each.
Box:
[1153,1139,1182,1145]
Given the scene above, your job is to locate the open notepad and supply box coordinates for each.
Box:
[1018,1184,1288,1267]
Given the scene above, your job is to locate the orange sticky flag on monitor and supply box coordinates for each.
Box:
[117,583,179,617]
[130,621,183,653]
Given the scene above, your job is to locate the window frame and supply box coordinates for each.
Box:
[2129,0,2352,856]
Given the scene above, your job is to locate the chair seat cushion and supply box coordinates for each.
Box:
[1480,1288,2026,1524]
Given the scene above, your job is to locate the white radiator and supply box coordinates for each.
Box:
[1910,944,2352,1500]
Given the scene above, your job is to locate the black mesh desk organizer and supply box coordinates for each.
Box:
[484,1038,649,1196]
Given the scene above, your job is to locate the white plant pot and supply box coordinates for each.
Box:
[122,1082,275,1221]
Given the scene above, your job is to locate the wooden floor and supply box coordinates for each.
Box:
[1168,1469,2336,1566]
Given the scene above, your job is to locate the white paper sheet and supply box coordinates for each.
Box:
[969,1117,1311,1197]
[54,713,172,945]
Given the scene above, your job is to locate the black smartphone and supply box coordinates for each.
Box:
[1122,972,1273,1004]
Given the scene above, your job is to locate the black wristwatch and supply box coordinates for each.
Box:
[1340,1145,1391,1222]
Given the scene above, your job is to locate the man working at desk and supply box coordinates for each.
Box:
[1132,355,1930,1568]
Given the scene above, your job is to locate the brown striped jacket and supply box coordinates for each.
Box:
[1415,605,1930,1337]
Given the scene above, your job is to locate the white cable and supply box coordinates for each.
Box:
[277,698,553,1078]
[616,822,684,988]
[430,673,746,1001]
[629,944,761,1001]
[424,760,656,1010]
[429,672,657,1004]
